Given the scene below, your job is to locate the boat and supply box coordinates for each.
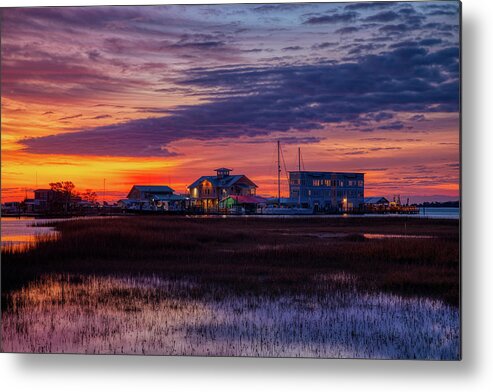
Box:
[263,206,313,215]
[263,141,313,215]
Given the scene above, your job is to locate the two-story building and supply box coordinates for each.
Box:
[289,171,364,212]
[120,185,187,211]
[33,189,56,211]
[188,168,258,212]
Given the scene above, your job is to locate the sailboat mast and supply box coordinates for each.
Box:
[298,147,301,208]
[298,147,301,172]
[277,140,281,206]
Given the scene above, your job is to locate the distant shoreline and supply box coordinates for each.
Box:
[1,207,460,220]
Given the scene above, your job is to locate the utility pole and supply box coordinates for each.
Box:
[103,178,106,207]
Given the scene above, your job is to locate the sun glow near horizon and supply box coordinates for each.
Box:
[1,2,460,204]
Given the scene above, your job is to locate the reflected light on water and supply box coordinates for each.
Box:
[1,274,460,359]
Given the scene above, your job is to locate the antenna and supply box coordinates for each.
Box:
[103,178,106,206]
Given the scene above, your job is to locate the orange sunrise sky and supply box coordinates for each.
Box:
[1,2,460,203]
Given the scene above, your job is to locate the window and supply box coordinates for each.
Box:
[312,179,321,186]
[358,180,364,187]
[324,179,331,187]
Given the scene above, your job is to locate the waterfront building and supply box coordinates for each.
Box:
[364,197,390,213]
[188,168,258,212]
[33,189,56,211]
[120,185,187,211]
[288,171,364,212]
[219,195,267,214]
[1,201,21,215]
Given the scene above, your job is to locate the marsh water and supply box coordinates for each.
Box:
[1,216,115,252]
[1,274,459,359]
[1,217,59,252]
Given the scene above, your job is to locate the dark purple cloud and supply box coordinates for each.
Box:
[419,38,443,46]
[335,27,361,35]
[364,11,401,23]
[253,4,305,13]
[344,3,393,11]
[21,44,460,157]
[378,121,406,131]
[311,42,338,50]
[282,46,303,51]
[2,2,459,158]
[89,115,113,120]
[58,114,83,121]
[303,12,357,25]
[409,114,427,122]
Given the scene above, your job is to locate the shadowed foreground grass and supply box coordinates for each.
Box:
[1,216,460,307]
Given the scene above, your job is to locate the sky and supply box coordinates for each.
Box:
[1,1,460,203]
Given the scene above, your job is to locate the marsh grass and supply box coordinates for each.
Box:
[1,216,460,306]
[1,274,459,359]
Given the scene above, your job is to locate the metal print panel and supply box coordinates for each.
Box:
[0,1,461,359]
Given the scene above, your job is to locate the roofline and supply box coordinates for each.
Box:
[127,185,175,199]
[188,174,258,188]
[132,185,174,188]
[288,171,365,175]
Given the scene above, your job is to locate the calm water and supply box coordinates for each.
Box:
[1,216,118,252]
[1,217,59,252]
[189,207,460,219]
[1,274,460,359]
[418,207,460,219]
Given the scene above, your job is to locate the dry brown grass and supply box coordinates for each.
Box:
[1,216,460,307]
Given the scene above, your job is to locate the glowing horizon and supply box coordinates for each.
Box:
[1,2,460,204]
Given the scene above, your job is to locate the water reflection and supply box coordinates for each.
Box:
[1,275,460,359]
[1,218,59,252]
[1,216,116,252]
[363,233,435,239]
